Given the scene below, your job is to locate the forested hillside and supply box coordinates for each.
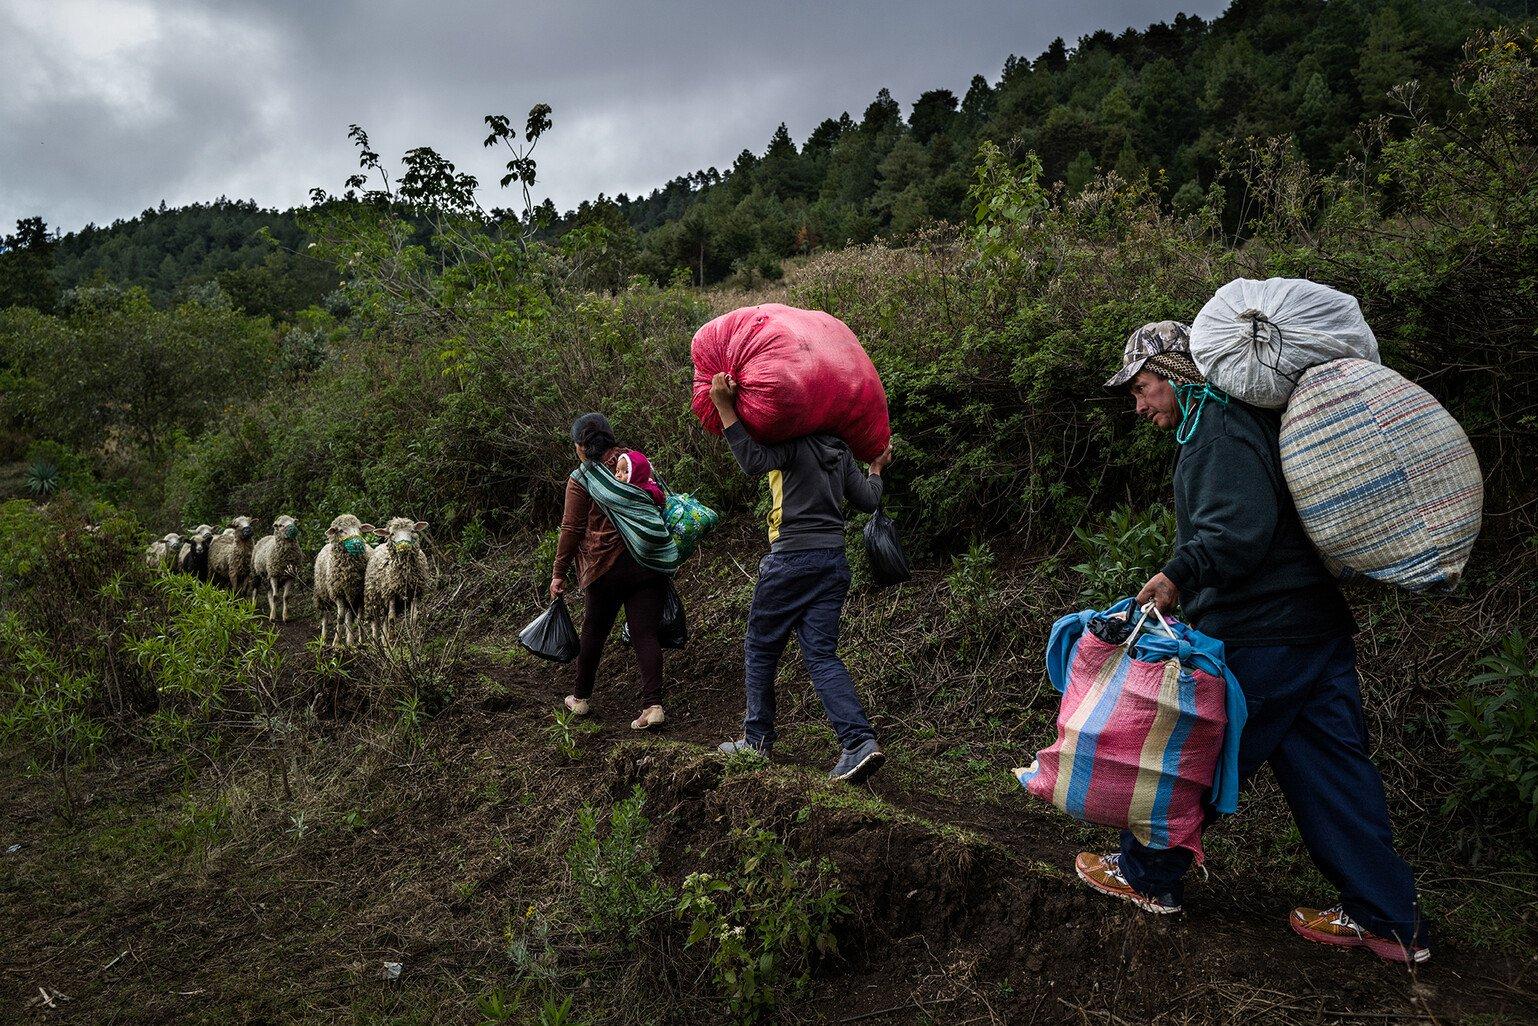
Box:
[2,3,1537,1022]
[5,0,1527,310]
[589,0,1520,283]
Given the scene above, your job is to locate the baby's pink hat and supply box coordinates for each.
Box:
[626,450,666,508]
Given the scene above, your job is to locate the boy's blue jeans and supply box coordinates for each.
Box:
[742,547,874,750]
[1117,637,1428,948]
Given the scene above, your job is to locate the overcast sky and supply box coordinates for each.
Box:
[0,0,1230,235]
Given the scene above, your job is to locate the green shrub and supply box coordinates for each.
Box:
[477,990,591,1026]
[945,540,996,609]
[677,824,845,1022]
[944,541,1003,654]
[1447,631,1538,835]
[792,158,1215,550]
[126,575,282,718]
[0,495,156,714]
[0,610,106,811]
[565,787,673,943]
[24,440,96,497]
[1071,504,1175,607]
[547,706,597,761]
[25,460,58,497]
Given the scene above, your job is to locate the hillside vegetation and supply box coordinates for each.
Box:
[1,11,1537,1026]
[5,0,1528,312]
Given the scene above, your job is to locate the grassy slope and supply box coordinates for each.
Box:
[2,526,1535,1025]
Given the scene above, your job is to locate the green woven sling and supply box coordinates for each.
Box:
[571,460,681,575]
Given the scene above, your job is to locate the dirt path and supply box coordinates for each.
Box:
[1,609,1533,1024]
[410,614,1538,1024]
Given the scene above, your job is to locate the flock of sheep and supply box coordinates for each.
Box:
[145,513,431,646]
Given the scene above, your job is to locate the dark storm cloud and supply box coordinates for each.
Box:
[0,0,1229,234]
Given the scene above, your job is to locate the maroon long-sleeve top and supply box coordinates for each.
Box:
[552,447,626,590]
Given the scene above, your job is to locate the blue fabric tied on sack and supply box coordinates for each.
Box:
[1045,598,1248,815]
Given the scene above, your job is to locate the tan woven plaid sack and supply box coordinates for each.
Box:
[1280,358,1483,592]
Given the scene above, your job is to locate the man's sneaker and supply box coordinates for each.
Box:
[828,738,885,783]
[718,737,771,759]
[1074,852,1182,914]
[1290,905,1430,964]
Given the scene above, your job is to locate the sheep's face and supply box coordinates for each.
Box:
[228,516,254,540]
[274,515,299,540]
[328,514,372,557]
[374,518,429,553]
[162,533,183,552]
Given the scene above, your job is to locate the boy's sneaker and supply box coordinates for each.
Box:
[718,737,771,759]
[828,738,884,783]
[1290,905,1431,964]
[1074,852,1182,914]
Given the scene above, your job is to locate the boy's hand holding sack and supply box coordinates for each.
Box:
[691,303,891,460]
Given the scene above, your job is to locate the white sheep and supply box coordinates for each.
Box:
[252,514,305,622]
[313,513,375,646]
[145,533,184,571]
[178,524,217,580]
[363,517,431,643]
[209,516,257,598]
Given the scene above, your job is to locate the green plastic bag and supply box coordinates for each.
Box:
[663,490,719,560]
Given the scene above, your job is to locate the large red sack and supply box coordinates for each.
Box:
[690,304,891,460]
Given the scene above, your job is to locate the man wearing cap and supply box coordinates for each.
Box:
[1073,322,1430,964]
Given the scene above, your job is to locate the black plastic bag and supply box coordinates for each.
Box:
[659,582,687,649]
[519,596,580,663]
[622,580,688,650]
[863,508,911,588]
[1088,611,1135,646]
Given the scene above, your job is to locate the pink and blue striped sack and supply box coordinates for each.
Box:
[1016,600,1246,861]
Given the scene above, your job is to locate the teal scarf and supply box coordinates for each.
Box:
[572,460,680,575]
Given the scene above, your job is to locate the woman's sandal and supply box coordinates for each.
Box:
[630,705,665,731]
[564,695,590,716]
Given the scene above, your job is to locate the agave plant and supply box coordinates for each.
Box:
[25,460,60,498]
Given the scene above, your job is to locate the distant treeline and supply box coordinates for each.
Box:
[536,0,1525,283]
[0,0,1531,316]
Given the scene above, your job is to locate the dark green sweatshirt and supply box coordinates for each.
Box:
[1161,398,1355,648]
[724,423,883,552]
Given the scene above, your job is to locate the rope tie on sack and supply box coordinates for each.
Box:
[1237,308,1304,389]
[1175,381,1229,445]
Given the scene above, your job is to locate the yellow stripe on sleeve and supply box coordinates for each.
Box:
[767,470,784,544]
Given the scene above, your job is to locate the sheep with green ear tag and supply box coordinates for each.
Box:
[313,513,375,647]
[209,516,257,599]
[253,514,305,622]
[363,517,431,644]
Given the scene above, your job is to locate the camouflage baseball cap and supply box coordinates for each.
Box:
[1104,320,1193,390]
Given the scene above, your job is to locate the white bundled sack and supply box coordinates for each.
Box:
[1190,278,1379,408]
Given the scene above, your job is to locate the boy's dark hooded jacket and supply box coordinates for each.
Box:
[724,423,882,552]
